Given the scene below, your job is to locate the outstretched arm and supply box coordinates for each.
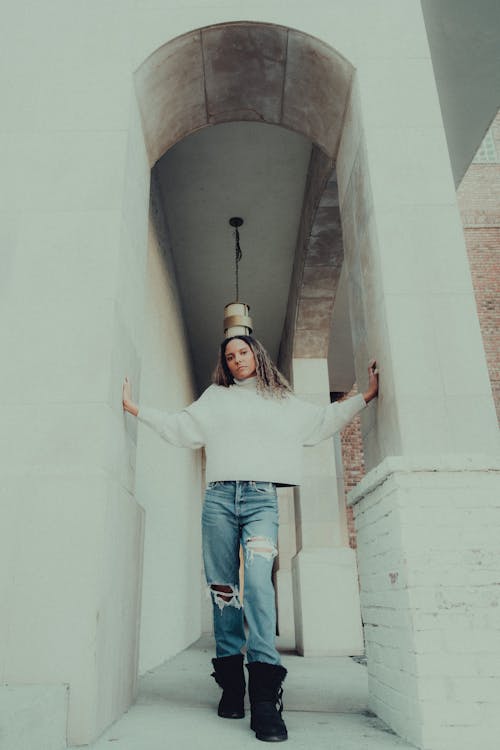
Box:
[122,376,206,449]
[301,358,379,446]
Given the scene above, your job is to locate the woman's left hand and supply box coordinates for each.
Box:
[363,359,379,404]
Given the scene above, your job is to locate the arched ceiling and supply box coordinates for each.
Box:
[153,121,312,391]
[135,23,355,392]
[134,23,353,166]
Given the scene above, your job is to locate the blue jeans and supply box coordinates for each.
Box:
[202,480,281,665]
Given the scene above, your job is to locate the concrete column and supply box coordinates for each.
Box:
[337,43,500,750]
[291,359,363,656]
[275,486,297,650]
[337,72,499,470]
[349,459,500,750]
[0,8,150,744]
[136,182,203,674]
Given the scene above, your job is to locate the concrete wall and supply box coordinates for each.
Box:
[337,69,499,469]
[291,359,364,657]
[0,4,201,743]
[1,5,148,745]
[135,186,203,674]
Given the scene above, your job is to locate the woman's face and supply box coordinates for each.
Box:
[224,338,257,380]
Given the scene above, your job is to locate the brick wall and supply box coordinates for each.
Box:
[457,110,500,423]
[340,386,364,548]
[352,463,500,750]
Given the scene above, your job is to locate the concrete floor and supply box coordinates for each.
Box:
[78,636,416,750]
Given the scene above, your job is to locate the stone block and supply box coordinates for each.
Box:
[302,442,337,478]
[136,218,204,673]
[36,62,132,132]
[337,77,363,208]
[275,569,296,651]
[293,330,329,358]
[134,31,206,165]
[0,132,127,213]
[342,139,374,257]
[352,461,500,749]
[358,220,383,314]
[296,477,340,524]
[397,396,451,456]
[347,276,368,354]
[301,265,342,297]
[358,57,443,129]
[347,0,430,60]
[299,521,337,549]
[283,31,352,158]
[375,204,474,296]
[292,547,363,656]
[203,24,286,125]
[0,474,144,744]
[14,209,122,303]
[1,294,116,406]
[296,296,334,332]
[277,486,294,525]
[365,125,457,209]
[368,673,416,717]
[385,292,444,397]
[421,725,499,750]
[292,358,330,393]
[362,605,413,629]
[430,292,495,397]
[0,684,68,750]
[120,134,151,260]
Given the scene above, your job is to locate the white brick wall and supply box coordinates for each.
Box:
[349,458,500,750]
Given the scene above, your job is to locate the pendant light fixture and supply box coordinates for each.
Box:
[223,217,253,338]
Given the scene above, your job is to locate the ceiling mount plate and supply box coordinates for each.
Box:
[229,217,244,228]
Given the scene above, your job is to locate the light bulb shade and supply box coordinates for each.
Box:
[224,302,253,337]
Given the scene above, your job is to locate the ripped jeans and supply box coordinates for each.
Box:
[202,480,280,665]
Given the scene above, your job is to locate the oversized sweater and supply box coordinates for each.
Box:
[137,377,366,486]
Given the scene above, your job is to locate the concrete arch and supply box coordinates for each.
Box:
[134,22,356,364]
[134,22,354,166]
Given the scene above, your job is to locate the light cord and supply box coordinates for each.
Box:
[234,226,242,301]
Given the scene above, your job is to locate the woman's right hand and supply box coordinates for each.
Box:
[122,377,139,417]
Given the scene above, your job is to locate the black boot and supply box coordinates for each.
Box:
[247,662,288,742]
[211,653,246,719]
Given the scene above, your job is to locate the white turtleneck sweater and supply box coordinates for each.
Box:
[137,377,366,486]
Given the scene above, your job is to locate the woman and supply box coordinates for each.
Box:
[122,335,379,743]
